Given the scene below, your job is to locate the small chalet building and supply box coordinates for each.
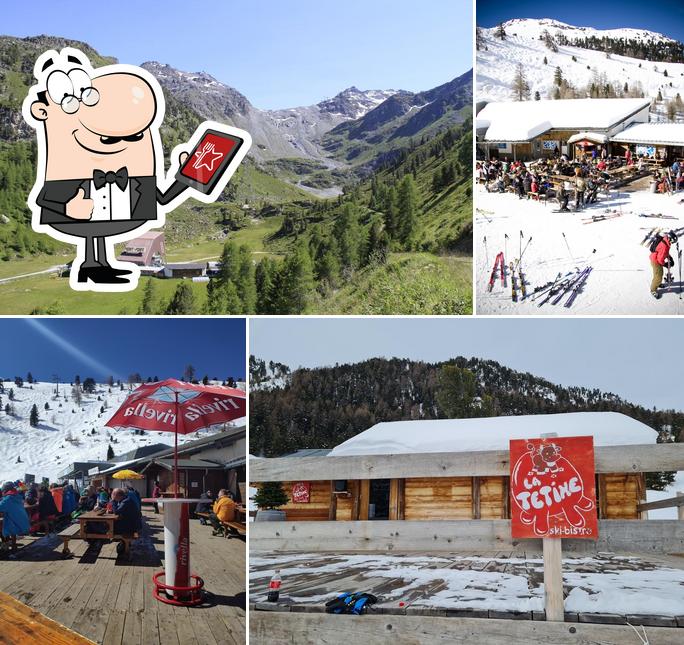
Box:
[256,412,656,522]
[163,263,206,279]
[611,123,684,163]
[117,231,166,275]
[476,98,651,161]
[86,426,246,502]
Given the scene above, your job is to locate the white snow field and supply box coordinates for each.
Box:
[329,411,656,456]
[478,18,684,110]
[0,380,244,483]
[476,180,684,314]
[250,552,684,616]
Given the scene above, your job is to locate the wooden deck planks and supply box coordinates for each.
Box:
[0,508,245,645]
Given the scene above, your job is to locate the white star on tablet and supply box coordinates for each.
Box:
[192,142,224,172]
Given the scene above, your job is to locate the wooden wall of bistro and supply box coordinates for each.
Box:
[251,443,684,553]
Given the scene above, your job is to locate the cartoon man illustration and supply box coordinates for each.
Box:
[22,47,251,291]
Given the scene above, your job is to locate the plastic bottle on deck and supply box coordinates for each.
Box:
[267,570,282,602]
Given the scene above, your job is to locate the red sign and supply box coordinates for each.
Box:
[292,482,311,503]
[180,132,237,185]
[510,436,598,539]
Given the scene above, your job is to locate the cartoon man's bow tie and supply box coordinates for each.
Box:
[93,167,129,190]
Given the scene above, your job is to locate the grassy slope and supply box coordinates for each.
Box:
[0,274,207,315]
[310,252,472,315]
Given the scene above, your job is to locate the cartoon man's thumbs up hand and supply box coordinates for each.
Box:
[66,188,94,220]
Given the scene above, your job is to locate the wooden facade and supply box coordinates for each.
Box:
[271,472,646,522]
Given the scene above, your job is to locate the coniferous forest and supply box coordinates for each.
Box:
[250,356,679,488]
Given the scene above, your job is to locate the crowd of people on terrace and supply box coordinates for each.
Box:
[477,145,684,209]
[0,479,143,556]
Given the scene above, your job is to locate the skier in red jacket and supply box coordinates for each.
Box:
[650,231,676,299]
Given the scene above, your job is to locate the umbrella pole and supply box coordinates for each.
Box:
[174,391,179,499]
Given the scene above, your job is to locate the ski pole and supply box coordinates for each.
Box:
[519,230,523,263]
[679,242,682,300]
[483,236,488,267]
[562,232,574,260]
[519,236,532,265]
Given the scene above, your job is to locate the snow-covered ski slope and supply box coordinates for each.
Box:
[478,18,684,108]
[0,381,244,483]
[476,181,684,315]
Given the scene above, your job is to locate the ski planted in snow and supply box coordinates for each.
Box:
[510,262,517,302]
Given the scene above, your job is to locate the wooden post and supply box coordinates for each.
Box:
[678,492,684,521]
[543,537,564,621]
[539,432,564,622]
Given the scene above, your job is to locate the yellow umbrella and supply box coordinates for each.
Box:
[112,469,144,480]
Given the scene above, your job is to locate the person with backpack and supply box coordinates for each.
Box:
[650,231,677,299]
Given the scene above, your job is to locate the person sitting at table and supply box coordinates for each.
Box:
[209,489,237,536]
[83,485,98,511]
[111,488,142,536]
[37,485,58,533]
[24,487,40,533]
[125,486,142,512]
[195,491,214,525]
[0,482,30,556]
[97,487,109,506]
[71,496,90,520]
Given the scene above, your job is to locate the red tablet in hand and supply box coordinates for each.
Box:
[176,128,246,194]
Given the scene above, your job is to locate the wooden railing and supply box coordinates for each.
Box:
[251,443,684,481]
[638,491,684,519]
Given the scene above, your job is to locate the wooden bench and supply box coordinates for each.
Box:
[220,520,246,538]
[59,524,138,557]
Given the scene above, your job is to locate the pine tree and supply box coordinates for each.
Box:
[255,258,277,314]
[183,365,196,382]
[554,66,563,86]
[335,202,362,270]
[534,91,541,101]
[138,279,156,315]
[236,245,256,314]
[512,64,531,101]
[435,365,478,418]
[275,241,314,314]
[496,23,506,40]
[29,404,39,427]
[107,444,115,460]
[165,282,197,314]
[397,174,418,246]
[253,482,289,509]
[72,385,82,406]
[27,372,33,384]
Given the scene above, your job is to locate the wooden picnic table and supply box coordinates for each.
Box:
[76,510,117,539]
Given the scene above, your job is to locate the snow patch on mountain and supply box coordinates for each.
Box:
[142,62,398,162]
[477,18,684,105]
[0,380,244,483]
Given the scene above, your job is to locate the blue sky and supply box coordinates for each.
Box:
[251,318,684,411]
[0,318,246,383]
[3,0,471,109]
[477,0,684,41]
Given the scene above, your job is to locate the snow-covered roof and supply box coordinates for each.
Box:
[328,412,657,456]
[567,132,608,144]
[477,99,650,142]
[611,123,684,146]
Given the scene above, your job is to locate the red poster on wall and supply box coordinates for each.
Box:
[510,436,598,540]
[292,481,311,503]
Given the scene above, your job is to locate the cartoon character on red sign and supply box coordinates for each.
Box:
[292,482,311,504]
[510,436,597,539]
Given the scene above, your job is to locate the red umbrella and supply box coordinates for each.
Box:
[105,379,246,497]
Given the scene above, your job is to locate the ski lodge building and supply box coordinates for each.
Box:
[116,231,166,276]
[476,97,653,161]
[251,412,684,553]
